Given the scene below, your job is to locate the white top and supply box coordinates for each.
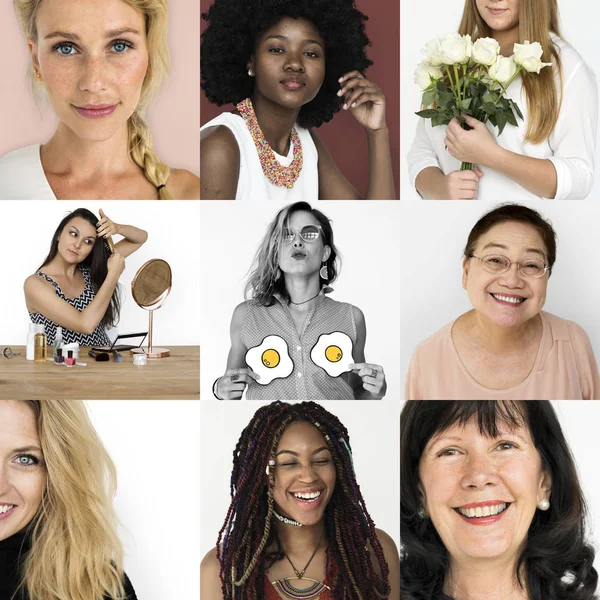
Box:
[408,36,598,200]
[0,144,56,200]
[201,112,319,200]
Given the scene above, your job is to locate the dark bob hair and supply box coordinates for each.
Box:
[400,401,598,600]
[201,0,373,129]
[464,204,558,275]
[39,208,121,328]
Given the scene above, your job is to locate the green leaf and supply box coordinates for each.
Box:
[505,108,518,127]
[437,89,454,107]
[481,102,497,115]
[461,98,472,110]
[496,111,507,136]
[509,99,524,120]
[415,109,440,118]
[482,93,494,104]
[422,89,437,106]
[436,80,449,92]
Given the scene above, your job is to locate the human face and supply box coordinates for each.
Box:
[278,211,330,279]
[272,422,336,527]
[0,402,46,542]
[475,0,520,34]
[57,216,97,263]
[251,17,326,110]
[419,417,551,563]
[29,0,149,142]
[462,222,549,329]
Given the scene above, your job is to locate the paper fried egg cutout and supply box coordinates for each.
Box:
[311,332,354,377]
[245,335,294,385]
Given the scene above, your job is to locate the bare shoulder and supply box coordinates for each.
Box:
[201,547,224,600]
[351,304,366,326]
[168,168,201,200]
[375,528,399,558]
[372,528,400,600]
[24,273,48,296]
[201,125,240,163]
[200,125,240,199]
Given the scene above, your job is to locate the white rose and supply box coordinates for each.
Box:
[488,55,518,85]
[471,37,500,66]
[513,40,552,73]
[424,36,444,67]
[438,33,472,65]
[414,61,444,90]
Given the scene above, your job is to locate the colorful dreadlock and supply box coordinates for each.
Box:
[216,401,391,600]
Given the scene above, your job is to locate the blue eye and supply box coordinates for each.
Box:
[55,43,78,56]
[112,40,133,53]
[16,454,39,466]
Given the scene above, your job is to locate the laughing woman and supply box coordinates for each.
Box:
[0,0,200,200]
[408,0,597,200]
[200,0,395,200]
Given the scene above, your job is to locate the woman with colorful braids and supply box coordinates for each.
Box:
[201,401,400,600]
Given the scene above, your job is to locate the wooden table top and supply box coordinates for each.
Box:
[0,346,200,400]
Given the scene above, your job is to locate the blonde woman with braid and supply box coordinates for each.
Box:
[0,0,200,200]
[0,400,136,600]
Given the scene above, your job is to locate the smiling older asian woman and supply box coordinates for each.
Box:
[400,400,598,600]
[405,204,600,399]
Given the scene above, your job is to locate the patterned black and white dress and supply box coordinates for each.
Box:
[29,266,111,347]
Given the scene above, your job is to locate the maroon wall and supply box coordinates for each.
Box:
[200,0,399,197]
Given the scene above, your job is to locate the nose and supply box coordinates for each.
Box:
[297,463,318,483]
[460,453,499,490]
[78,56,108,94]
[283,49,304,73]
[292,233,305,248]
[498,262,524,288]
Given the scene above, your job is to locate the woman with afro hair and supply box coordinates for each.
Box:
[200,0,395,200]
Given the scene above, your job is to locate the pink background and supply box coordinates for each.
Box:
[200,0,400,197]
[0,0,200,176]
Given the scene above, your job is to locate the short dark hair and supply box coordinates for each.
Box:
[400,401,598,600]
[464,204,557,274]
[201,0,373,129]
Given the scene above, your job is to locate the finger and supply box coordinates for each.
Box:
[463,115,480,128]
[339,70,364,84]
[350,362,382,371]
[458,180,478,191]
[99,208,106,218]
[234,367,261,382]
[349,91,384,109]
[338,78,372,97]
[457,170,481,182]
[459,190,477,200]
[473,167,484,177]
[342,85,379,105]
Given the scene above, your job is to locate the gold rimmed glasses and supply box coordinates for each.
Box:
[469,254,549,279]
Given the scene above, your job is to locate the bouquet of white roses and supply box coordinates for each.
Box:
[414,33,551,171]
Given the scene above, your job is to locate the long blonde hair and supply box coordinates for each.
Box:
[17,400,126,600]
[14,0,173,199]
[459,0,563,144]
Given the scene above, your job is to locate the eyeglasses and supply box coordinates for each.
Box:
[469,254,549,279]
[282,225,323,245]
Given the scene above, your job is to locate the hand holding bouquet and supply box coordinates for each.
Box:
[414,34,551,170]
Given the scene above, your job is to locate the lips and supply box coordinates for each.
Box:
[488,7,508,14]
[280,76,306,91]
[73,103,119,119]
[291,251,307,259]
[490,293,526,305]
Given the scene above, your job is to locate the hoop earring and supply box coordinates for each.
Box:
[319,262,328,280]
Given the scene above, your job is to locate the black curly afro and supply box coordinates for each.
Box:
[201,0,373,129]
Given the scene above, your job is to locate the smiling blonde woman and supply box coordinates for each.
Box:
[0,400,136,600]
[0,0,200,200]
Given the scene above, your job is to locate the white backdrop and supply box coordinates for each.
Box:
[199,200,402,401]
[0,201,200,346]
[200,400,400,560]
[399,201,600,397]
[400,0,600,200]
[399,399,600,574]
[84,400,201,600]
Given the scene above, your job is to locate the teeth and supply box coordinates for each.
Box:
[492,294,524,304]
[458,503,507,518]
[292,491,322,502]
[0,504,15,514]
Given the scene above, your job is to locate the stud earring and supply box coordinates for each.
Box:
[417,508,426,519]
[34,69,41,80]
[319,262,328,280]
[248,68,255,77]
[539,499,550,511]
[265,459,275,476]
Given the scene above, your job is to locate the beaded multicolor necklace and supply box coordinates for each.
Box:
[236,98,303,189]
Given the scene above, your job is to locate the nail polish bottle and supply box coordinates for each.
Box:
[54,348,64,365]
[65,350,75,368]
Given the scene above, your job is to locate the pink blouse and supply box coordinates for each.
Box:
[405,312,600,400]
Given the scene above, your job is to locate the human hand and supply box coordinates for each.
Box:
[338,71,387,131]
[107,251,125,276]
[443,168,483,199]
[96,208,121,238]
[216,367,261,400]
[444,115,499,166]
[350,362,386,398]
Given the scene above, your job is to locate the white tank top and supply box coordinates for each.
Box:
[0,145,56,200]
[201,112,319,200]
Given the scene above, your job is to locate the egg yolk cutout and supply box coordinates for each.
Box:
[245,335,294,385]
[311,332,354,377]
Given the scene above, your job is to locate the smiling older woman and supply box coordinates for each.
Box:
[405,204,600,399]
[400,400,598,600]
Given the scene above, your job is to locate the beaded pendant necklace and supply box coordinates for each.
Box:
[236,98,303,189]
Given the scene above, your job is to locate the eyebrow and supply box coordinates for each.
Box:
[264,35,324,48]
[276,446,330,457]
[481,242,546,258]
[430,432,528,447]
[70,225,96,240]
[13,445,42,453]
[44,27,141,41]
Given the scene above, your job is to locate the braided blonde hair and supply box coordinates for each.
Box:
[14,0,173,199]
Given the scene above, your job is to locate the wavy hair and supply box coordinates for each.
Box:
[217,401,390,599]
[244,202,341,306]
[14,0,173,199]
[16,400,126,600]
[400,401,598,600]
[458,0,563,144]
[201,0,372,129]
[38,208,121,329]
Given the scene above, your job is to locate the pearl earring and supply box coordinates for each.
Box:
[539,499,550,511]
[417,508,426,519]
[248,68,255,77]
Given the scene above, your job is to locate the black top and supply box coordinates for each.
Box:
[0,530,137,600]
